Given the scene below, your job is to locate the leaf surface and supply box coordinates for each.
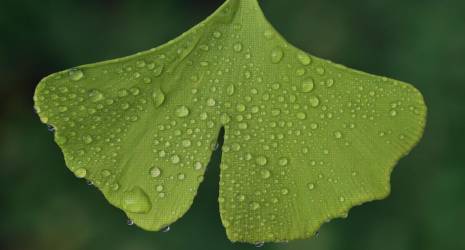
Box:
[33,0,427,243]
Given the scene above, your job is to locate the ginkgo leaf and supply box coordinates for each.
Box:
[33,0,426,244]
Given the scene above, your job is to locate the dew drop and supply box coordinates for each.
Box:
[206,98,216,107]
[250,202,260,210]
[69,69,84,81]
[150,167,161,178]
[256,156,268,166]
[297,112,307,120]
[152,89,166,107]
[302,78,315,92]
[127,219,134,226]
[175,106,190,117]
[153,63,164,77]
[255,242,265,248]
[83,135,93,144]
[226,84,235,96]
[281,188,289,195]
[307,183,315,190]
[334,131,343,139]
[260,169,271,179]
[278,157,288,166]
[309,96,320,107]
[162,226,171,233]
[75,168,87,178]
[297,52,312,65]
[271,47,284,64]
[171,155,181,164]
[122,187,152,214]
[233,42,243,52]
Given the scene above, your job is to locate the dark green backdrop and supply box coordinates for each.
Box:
[1,0,464,250]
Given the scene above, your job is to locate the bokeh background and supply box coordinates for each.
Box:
[1,0,464,249]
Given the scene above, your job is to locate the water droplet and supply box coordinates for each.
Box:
[152,88,165,107]
[127,219,134,226]
[278,157,288,166]
[313,67,324,76]
[302,78,315,92]
[233,42,243,52]
[334,131,342,139]
[264,30,274,39]
[281,188,289,195]
[220,113,231,124]
[150,167,161,178]
[58,106,68,112]
[182,139,192,147]
[213,31,222,38]
[178,173,185,180]
[255,242,265,248]
[226,84,235,96]
[153,63,164,77]
[271,47,284,64]
[75,168,87,178]
[89,89,104,102]
[69,69,84,81]
[122,187,152,213]
[308,183,315,190]
[82,135,93,144]
[297,112,307,120]
[206,98,216,107]
[297,52,312,65]
[260,169,271,179]
[171,155,181,164]
[339,196,345,202]
[256,156,268,166]
[46,125,55,132]
[390,110,397,116]
[250,202,260,210]
[162,226,171,233]
[309,96,320,107]
[175,106,190,117]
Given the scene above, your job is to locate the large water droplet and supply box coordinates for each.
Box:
[260,169,271,179]
[122,187,152,214]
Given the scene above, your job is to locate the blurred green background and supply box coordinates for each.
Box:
[1,0,464,249]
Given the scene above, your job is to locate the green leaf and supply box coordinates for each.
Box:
[33,0,426,244]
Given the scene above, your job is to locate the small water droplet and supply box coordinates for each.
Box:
[271,47,284,64]
[281,188,289,195]
[309,96,320,107]
[233,42,243,52]
[175,106,190,117]
[89,89,104,102]
[150,167,161,178]
[255,242,265,248]
[278,157,288,166]
[250,202,260,210]
[297,52,312,65]
[83,135,93,144]
[171,155,181,164]
[297,112,307,120]
[260,169,271,179]
[75,168,87,178]
[127,219,134,226]
[308,183,315,190]
[162,226,171,233]
[69,69,84,81]
[152,88,166,107]
[334,131,342,139]
[256,156,268,166]
[206,98,216,107]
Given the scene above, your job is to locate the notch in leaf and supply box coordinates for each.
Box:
[33,0,426,244]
